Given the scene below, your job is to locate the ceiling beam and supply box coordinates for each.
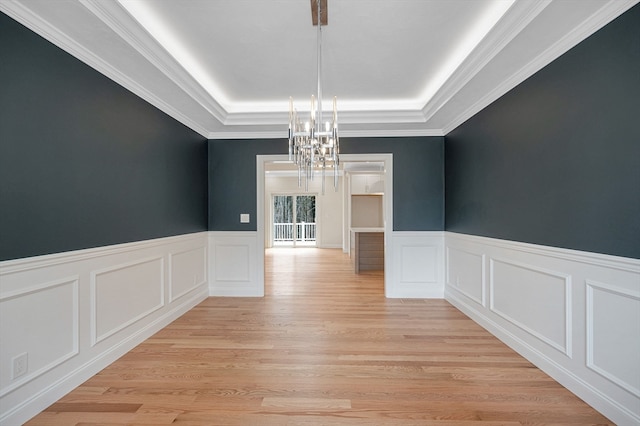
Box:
[311,0,328,26]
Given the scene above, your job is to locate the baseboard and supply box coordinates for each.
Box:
[318,243,342,249]
[444,232,640,425]
[0,232,209,425]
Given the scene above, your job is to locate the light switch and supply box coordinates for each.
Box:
[240,213,250,223]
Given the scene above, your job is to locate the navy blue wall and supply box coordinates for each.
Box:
[0,13,209,261]
[445,4,640,259]
[208,137,444,231]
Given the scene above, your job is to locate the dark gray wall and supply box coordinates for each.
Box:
[0,13,208,261]
[208,137,444,231]
[341,137,444,231]
[208,139,283,231]
[445,4,640,259]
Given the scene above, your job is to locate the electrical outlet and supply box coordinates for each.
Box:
[12,352,28,379]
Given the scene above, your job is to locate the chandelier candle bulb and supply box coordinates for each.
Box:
[311,95,316,123]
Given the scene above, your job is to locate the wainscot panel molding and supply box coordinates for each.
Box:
[444,232,640,425]
[0,232,209,425]
[386,231,444,298]
[208,231,264,297]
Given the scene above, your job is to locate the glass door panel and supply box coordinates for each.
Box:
[273,195,316,247]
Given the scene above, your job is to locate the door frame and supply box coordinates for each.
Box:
[257,153,393,294]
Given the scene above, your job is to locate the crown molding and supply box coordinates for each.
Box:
[207,128,443,140]
[441,0,640,134]
[79,0,228,123]
[4,0,635,138]
[223,108,429,127]
[207,131,284,140]
[339,110,427,124]
[421,0,551,122]
[265,170,345,178]
[0,0,210,137]
[340,129,444,138]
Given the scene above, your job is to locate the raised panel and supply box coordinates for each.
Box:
[388,232,444,298]
[214,245,250,282]
[490,258,571,356]
[445,232,640,425]
[170,246,206,302]
[401,245,437,283]
[0,233,209,425]
[447,247,485,306]
[0,277,79,396]
[91,257,164,345]
[587,280,640,397]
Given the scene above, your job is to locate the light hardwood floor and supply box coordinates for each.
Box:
[27,248,612,425]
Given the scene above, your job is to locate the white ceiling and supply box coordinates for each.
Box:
[1,0,637,139]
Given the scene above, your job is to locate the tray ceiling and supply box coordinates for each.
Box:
[1,0,637,138]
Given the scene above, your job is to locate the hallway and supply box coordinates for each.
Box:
[26,249,611,425]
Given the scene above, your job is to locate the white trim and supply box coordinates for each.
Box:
[208,231,263,297]
[0,277,79,398]
[1,286,207,426]
[257,153,393,296]
[488,256,572,357]
[586,279,640,398]
[445,246,486,306]
[168,246,208,303]
[0,232,206,274]
[445,289,639,425]
[0,232,208,425]
[442,0,640,134]
[422,0,551,122]
[446,232,640,273]
[445,232,640,425]
[208,129,445,140]
[387,231,445,298]
[90,256,165,345]
[0,0,210,137]
[79,0,227,123]
[2,0,636,138]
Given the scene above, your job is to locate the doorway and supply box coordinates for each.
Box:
[257,153,393,296]
[272,194,317,247]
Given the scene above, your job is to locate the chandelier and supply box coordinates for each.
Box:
[288,0,339,194]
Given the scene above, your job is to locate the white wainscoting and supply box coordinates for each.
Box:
[386,231,444,298]
[445,232,640,425]
[0,232,209,425]
[209,231,263,297]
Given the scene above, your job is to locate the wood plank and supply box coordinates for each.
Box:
[262,397,351,409]
[25,248,612,425]
[45,403,141,413]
